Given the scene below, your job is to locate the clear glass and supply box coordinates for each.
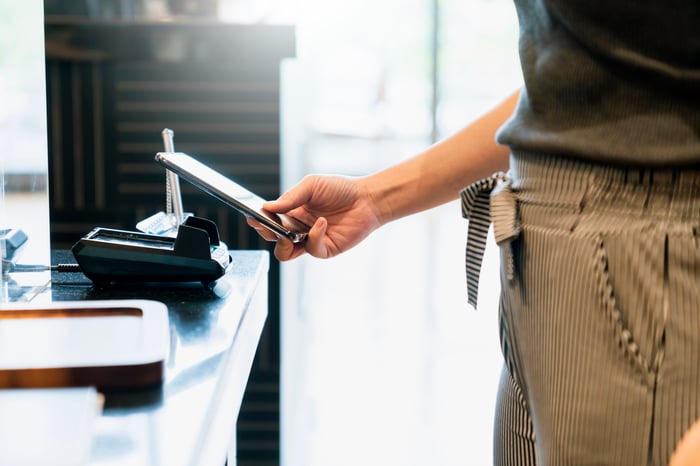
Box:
[0,1,51,303]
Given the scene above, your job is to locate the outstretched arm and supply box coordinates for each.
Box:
[361,90,519,225]
[254,89,520,261]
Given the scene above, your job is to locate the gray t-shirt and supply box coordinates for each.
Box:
[496,0,700,166]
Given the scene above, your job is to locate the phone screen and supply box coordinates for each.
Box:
[155,152,309,243]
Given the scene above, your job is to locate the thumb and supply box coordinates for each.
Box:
[304,217,334,259]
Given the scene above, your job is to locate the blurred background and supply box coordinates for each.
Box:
[278,1,520,465]
[0,2,51,301]
[281,0,520,466]
[3,0,521,463]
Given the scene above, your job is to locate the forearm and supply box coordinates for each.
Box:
[361,89,520,225]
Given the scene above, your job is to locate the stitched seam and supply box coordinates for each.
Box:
[595,234,653,382]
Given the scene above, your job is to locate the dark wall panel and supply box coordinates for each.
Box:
[45,18,294,466]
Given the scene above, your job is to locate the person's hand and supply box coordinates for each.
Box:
[669,418,700,466]
[247,174,383,261]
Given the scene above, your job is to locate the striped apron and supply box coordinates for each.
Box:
[461,152,700,466]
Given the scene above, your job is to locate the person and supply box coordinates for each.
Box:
[249,0,700,464]
[671,419,700,466]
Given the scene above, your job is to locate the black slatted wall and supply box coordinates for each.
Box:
[45,19,295,465]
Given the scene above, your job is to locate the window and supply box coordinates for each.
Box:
[0,2,51,302]
[276,0,521,465]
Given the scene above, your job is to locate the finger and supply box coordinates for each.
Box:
[285,207,317,229]
[276,217,329,261]
[246,217,280,242]
[304,217,331,258]
[263,196,299,214]
[263,178,314,213]
[273,238,305,261]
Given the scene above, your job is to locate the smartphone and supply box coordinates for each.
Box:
[155,152,309,243]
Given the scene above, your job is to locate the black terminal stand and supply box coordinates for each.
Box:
[72,129,230,287]
[72,216,231,287]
